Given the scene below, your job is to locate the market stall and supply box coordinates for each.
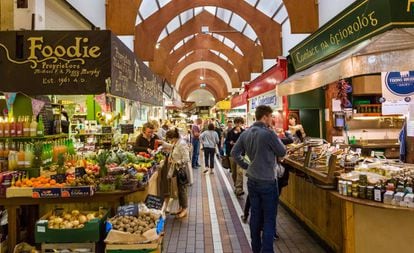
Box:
[0,30,165,251]
[246,58,288,128]
[278,1,414,252]
[229,91,248,124]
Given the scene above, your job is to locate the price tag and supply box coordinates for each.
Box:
[117,204,139,216]
[145,194,163,210]
[75,167,86,178]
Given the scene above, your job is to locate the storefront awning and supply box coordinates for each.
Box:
[277,28,414,96]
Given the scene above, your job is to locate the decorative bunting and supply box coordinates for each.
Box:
[94,93,107,112]
[4,92,17,111]
[31,98,45,117]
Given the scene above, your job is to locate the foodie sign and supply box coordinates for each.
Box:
[289,0,414,72]
[0,31,111,95]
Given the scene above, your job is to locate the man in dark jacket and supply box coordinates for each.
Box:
[231,105,286,253]
[134,122,159,153]
[226,117,245,196]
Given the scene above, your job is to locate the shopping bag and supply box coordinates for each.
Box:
[166,197,180,214]
[221,156,230,169]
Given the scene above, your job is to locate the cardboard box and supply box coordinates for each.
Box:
[6,187,33,198]
[61,186,95,198]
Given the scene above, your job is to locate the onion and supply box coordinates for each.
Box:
[86,213,95,221]
[79,215,87,224]
[71,210,80,216]
[72,220,80,226]
[54,217,63,224]
[63,214,72,220]
[65,222,74,229]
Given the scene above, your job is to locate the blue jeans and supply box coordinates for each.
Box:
[191,138,200,168]
[247,178,279,253]
[203,147,215,169]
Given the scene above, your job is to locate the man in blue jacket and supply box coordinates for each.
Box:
[231,105,286,253]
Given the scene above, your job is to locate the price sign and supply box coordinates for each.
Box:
[117,204,139,216]
[145,194,163,210]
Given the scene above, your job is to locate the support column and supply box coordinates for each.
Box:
[0,0,14,30]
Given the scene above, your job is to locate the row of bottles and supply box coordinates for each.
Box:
[0,139,75,172]
[0,115,44,138]
[0,141,34,171]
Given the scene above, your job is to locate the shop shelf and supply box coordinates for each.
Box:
[0,134,68,141]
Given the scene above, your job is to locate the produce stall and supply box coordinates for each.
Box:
[0,30,166,252]
[281,139,414,253]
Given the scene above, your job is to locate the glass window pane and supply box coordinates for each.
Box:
[173,40,184,51]
[229,14,246,32]
[139,0,159,19]
[273,5,288,23]
[244,0,259,7]
[204,6,216,15]
[158,0,172,8]
[166,16,180,35]
[158,29,168,42]
[180,9,194,25]
[194,7,203,16]
[178,55,186,63]
[212,33,224,42]
[243,24,257,41]
[216,8,231,23]
[234,47,244,56]
[257,0,280,18]
[223,38,235,49]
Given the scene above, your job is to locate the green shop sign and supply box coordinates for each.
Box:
[289,0,414,72]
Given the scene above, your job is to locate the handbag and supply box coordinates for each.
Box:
[177,166,189,185]
[221,156,230,169]
[275,162,286,178]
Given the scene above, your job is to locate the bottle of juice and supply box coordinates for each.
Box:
[10,117,16,137]
[37,115,45,137]
[17,143,25,169]
[0,117,4,137]
[3,117,10,137]
[24,143,33,168]
[16,116,23,137]
[23,116,30,137]
[30,116,38,137]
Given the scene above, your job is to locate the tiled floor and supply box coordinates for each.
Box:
[163,157,327,253]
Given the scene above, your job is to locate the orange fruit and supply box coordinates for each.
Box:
[15,181,22,187]
[26,181,33,187]
[50,179,56,185]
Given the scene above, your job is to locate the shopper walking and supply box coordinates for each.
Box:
[226,117,245,196]
[200,123,219,174]
[231,105,286,253]
[165,128,190,218]
[191,119,202,169]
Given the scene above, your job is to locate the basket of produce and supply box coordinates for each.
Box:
[35,208,108,243]
[98,176,116,192]
[105,208,164,244]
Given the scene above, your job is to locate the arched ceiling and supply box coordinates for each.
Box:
[168,49,242,87]
[106,0,319,101]
[186,89,216,107]
[180,69,228,100]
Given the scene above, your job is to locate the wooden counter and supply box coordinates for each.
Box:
[280,165,414,253]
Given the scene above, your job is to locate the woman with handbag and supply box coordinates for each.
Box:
[165,128,190,218]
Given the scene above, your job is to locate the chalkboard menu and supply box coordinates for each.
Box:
[110,34,163,106]
[120,124,134,134]
[163,80,173,99]
[145,194,163,210]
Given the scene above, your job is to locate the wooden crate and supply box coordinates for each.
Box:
[41,242,95,253]
[105,237,163,253]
